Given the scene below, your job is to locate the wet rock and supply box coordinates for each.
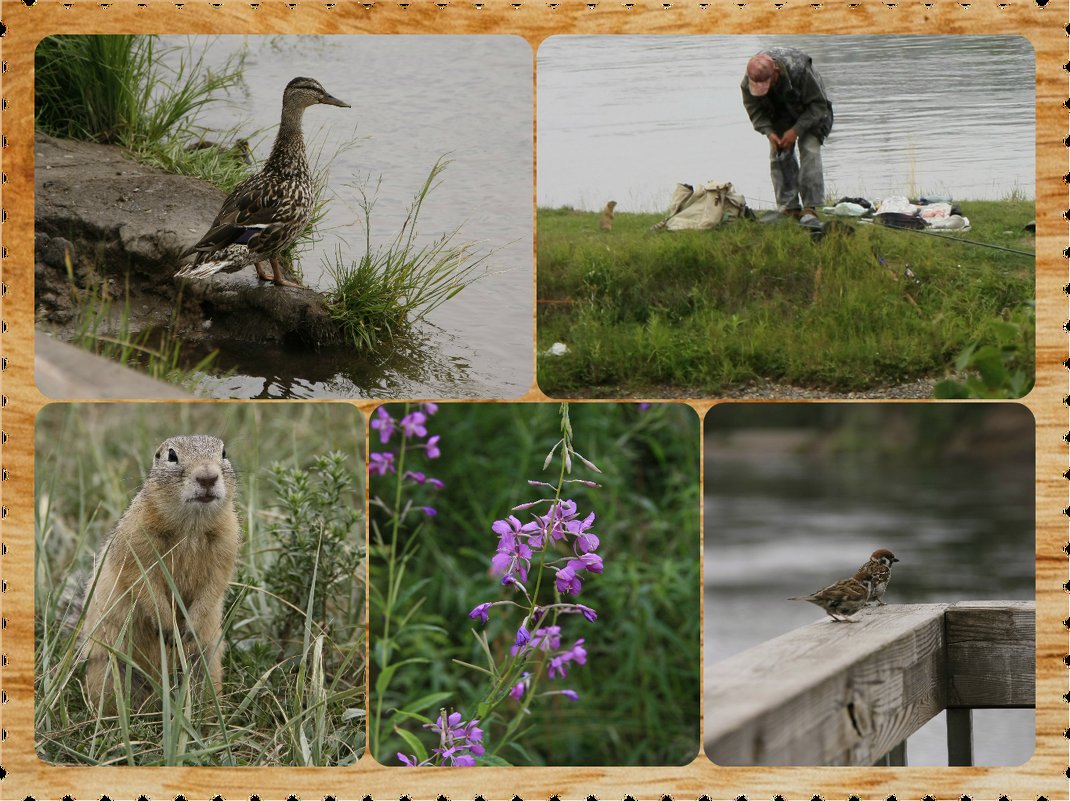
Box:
[34,132,345,349]
[42,236,75,270]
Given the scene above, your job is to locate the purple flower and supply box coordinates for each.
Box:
[548,638,587,679]
[490,516,535,584]
[400,411,428,439]
[560,689,580,701]
[426,435,441,459]
[555,563,582,596]
[398,752,419,767]
[515,622,531,649]
[469,602,492,624]
[509,672,530,700]
[422,402,439,415]
[423,711,484,767]
[405,470,427,484]
[567,512,599,554]
[576,604,598,622]
[420,506,438,517]
[369,452,395,476]
[371,407,395,443]
[637,402,652,411]
[428,477,445,489]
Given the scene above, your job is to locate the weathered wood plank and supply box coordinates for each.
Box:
[705,603,948,766]
[945,600,1036,707]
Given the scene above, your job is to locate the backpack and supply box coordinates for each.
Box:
[653,181,751,231]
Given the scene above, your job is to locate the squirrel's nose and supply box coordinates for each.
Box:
[195,471,220,490]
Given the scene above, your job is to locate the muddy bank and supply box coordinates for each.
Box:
[34,133,343,349]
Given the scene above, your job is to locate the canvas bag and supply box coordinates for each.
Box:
[654,181,749,231]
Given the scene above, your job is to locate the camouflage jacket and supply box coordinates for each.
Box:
[741,46,834,142]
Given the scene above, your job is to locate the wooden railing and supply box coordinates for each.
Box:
[704,601,1035,766]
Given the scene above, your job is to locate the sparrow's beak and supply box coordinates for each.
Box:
[319,93,351,108]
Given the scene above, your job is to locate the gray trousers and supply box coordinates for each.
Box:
[769,132,824,211]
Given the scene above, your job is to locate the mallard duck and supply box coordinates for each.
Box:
[177,77,350,288]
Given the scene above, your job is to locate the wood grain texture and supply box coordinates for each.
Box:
[1,2,1065,799]
[705,604,949,766]
[945,600,1036,708]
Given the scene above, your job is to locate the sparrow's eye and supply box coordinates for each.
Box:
[168,448,179,463]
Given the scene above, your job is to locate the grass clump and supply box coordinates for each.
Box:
[324,159,491,352]
[537,201,1035,396]
[35,34,249,187]
[35,404,366,766]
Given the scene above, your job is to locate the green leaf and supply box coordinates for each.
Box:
[399,691,454,716]
[375,658,429,697]
[475,753,513,767]
[394,726,429,763]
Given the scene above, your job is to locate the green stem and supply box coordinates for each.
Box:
[373,403,409,759]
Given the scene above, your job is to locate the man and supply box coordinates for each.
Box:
[741,46,834,220]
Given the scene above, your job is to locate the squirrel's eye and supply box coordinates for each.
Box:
[154,450,161,460]
[167,448,179,463]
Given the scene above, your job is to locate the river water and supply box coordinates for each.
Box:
[161,36,533,399]
[538,35,1034,211]
[703,409,1036,766]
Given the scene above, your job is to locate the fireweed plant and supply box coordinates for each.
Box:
[371,403,605,767]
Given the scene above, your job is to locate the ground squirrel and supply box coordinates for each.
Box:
[80,435,240,708]
[600,200,617,232]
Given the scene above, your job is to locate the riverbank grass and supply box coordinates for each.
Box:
[325,159,491,352]
[537,201,1034,396]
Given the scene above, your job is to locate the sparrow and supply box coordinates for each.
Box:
[789,576,874,622]
[853,548,899,606]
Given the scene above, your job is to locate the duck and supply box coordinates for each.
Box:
[177,77,350,288]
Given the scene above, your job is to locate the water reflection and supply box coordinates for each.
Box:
[185,324,511,400]
[538,35,1034,210]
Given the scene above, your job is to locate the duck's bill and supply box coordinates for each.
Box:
[320,93,351,108]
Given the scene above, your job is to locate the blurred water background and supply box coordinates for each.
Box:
[161,35,533,398]
[704,404,1035,766]
[538,35,1034,211]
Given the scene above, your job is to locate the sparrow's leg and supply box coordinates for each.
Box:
[877,600,887,606]
[270,257,303,289]
[255,261,272,281]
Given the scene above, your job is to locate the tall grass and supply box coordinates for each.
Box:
[35,404,366,766]
[324,159,491,352]
[36,35,245,158]
[537,201,1035,395]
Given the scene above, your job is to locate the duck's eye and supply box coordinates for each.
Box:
[168,448,179,463]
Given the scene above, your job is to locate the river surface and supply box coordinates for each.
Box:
[703,418,1035,766]
[161,36,533,398]
[538,35,1034,211]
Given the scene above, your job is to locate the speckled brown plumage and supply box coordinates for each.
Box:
[177,77,350,288]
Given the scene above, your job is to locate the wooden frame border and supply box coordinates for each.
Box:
[1,3,1064,799]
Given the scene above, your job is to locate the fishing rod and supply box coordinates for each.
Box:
[870,221,1035,258]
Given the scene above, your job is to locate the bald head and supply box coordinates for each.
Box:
[746,53,778,96]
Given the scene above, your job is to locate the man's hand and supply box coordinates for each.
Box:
[767,132,782,149]
[779,128,798,151]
